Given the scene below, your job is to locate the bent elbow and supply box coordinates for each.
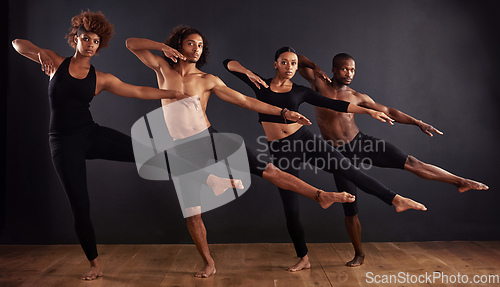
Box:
[125,38,137,50]
[11,39,21,51]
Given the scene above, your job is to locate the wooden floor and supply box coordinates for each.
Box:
[0,241,499,287]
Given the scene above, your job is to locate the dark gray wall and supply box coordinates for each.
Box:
[4,0,500,246]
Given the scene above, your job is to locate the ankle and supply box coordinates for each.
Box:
[89,258,100,268]
[205,257,215,266]
[391,194,401,205]
[354,251,365,257]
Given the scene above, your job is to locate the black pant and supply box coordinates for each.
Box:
[267,127,397,257]
[171,127,267,208]
[49,124,135,261]
[335,131,408,216]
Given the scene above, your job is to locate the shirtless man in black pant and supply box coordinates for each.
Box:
[298,53,489,267]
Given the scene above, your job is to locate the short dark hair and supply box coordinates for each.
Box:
[165,25,210,68]
[332,53,355,68]
[274,46,296,61]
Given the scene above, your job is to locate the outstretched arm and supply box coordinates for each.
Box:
[97,71,190,101]
[357,93,442,136]
[296,55,394,126]
[346,103,395,125]
[211,77,311,125]
[11,39,65,76]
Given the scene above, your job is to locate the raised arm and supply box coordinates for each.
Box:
[126,37,186,72]
[297,54,331,86]
[11,39,65,76]
[210,75,310,125]
[223,59,268,89]
[357,93,442,136]
[97,71,190,101]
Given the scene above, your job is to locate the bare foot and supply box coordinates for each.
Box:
[317,190,356,209]
[195,264,216,278]
[458,179,489,193]
[392,195,427,212]
[288,255,311,272]
[346,253,365,267]
[81,259,103,281]
[206,174,244,196]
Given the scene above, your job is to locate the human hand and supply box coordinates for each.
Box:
[370,110,395,125]
[419,121,443,137]
[162,46,186,63]
[313,66,331,83]
[176,93,201,110]
[38,50,55,76]
[285,110,312,125]
[246,71,268,89]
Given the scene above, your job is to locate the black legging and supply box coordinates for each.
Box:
[49,123,213,261]
[335,132,408,217]
[49,124,134,261]
[267,127,397,257]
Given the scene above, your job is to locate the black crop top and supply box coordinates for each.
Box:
[48,57,96,134]
[223,59,350,124]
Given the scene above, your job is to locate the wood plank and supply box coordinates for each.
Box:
[159,244,206,286]
[308,243,361,286]
[212,243,274,287]
[1,242,500,287]
[416,241,495,287]
[267,243,331,287]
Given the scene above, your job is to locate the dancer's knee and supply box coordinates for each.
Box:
[343,201,359,217]
[405,155,424,170]
[185,209,202,224]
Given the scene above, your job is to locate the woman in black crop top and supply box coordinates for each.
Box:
[224,47,427,272]
[11,11,242,281]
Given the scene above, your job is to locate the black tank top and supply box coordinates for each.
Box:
[48,57,96,135]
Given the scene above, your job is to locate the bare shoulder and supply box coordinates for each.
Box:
[202,72,226,87]
[201,71,216,80]
[95,69,112,79]
[95,70,119,90]
[352,89,375,104]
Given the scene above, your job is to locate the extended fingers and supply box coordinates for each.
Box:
[321,72,331,83]
[259,78,269,88]
[252,79,261,89]
[433,127,444,135]
[164,50,186,62]
[382,114,395,125]
[296,115,312,125]
[176,51,186,60]
[41,62,54,75]
[287,112,311,125]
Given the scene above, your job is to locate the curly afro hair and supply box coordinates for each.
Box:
[65,10,114,53]
[164,25,210,68]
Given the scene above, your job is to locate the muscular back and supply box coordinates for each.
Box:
[314,81,364,146]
